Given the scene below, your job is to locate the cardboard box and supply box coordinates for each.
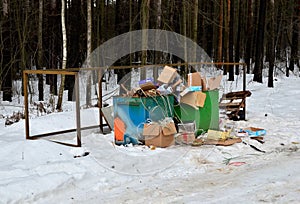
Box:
[157,66,177,84]
[188,72,202,86]
[180,91,206,108]
[208,75,222,90]
[143,122,177,147]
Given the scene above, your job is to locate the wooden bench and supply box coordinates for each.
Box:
[219,90,252,120]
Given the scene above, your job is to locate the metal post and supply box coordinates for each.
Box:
[243,63,247,120]
[98,68,104,133]
[75,73,81,147]
[23,71,30,139]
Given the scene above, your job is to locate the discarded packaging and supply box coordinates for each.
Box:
[143,121,177,148]
[178,122,196,133]
[176,122,196,144]
[244,127,266,137]
[188,72,202,86]
[207,129,230,140]
[175,133,195,145]
[139,78,157,91]
[157,66,177,84]
[180,86,202,97]
[180,91,207,109]
[208,75,222,90]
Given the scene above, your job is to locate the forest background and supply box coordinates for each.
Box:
[0,0,299,105]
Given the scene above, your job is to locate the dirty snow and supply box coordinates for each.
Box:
[1,72,300,204]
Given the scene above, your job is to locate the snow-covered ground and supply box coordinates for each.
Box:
[1,72,300,203]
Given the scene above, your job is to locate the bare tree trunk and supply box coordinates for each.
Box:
[253,0,267,83]
[86,0,92,107]
[268,0,275,87]
[56,0,67,110]
[289,0,300,71]
[245,0,253,74]
[235,0,242,75]
[223,0,230,75]
[192,0,198,66]
[140,0,149,80]
[217,0,223,67]
[153,0,161,81]
[183,1,188,74]
[228,0,234,81]
[38,0,44,101]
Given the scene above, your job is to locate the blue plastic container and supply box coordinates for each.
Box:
[113,95,174,144]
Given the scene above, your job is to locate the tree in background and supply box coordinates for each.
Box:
[56,0,67,111]
[217,0,224,68]
[1,0,300,106]
[267,0,275,87]
[86,0,92,107]
[38,0,44,101]
[140,0,150,80]
[289,0,300,73]
[253,0,267,83]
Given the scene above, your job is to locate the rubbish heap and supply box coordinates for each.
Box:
[112,65,264,149]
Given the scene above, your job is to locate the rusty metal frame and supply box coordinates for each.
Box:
[23,69,83,147]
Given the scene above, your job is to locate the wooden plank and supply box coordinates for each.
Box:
[219,102,242,107]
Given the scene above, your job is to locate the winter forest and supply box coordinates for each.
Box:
[0,0,299,102]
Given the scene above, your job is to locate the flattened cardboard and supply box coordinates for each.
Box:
[157,66,177,84]
[180,92,198,109]
[194,91,206,107]
[180,91,206,109]
[208,75,222,90]
[188,72,202,86]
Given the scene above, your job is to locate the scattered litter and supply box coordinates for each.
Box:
[242,141,266,153]
[244,127,266,137]
[228,162,246,166]
[192,138,242,146]
[73,152,90,158]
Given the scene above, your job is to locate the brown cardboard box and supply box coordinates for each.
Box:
[208,75,222,90]
[143,122,177,147]
[180,91,206,109]
[157,66,177,84]
[187,72,202,86]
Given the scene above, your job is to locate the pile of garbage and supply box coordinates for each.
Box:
[113,65,251,148]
